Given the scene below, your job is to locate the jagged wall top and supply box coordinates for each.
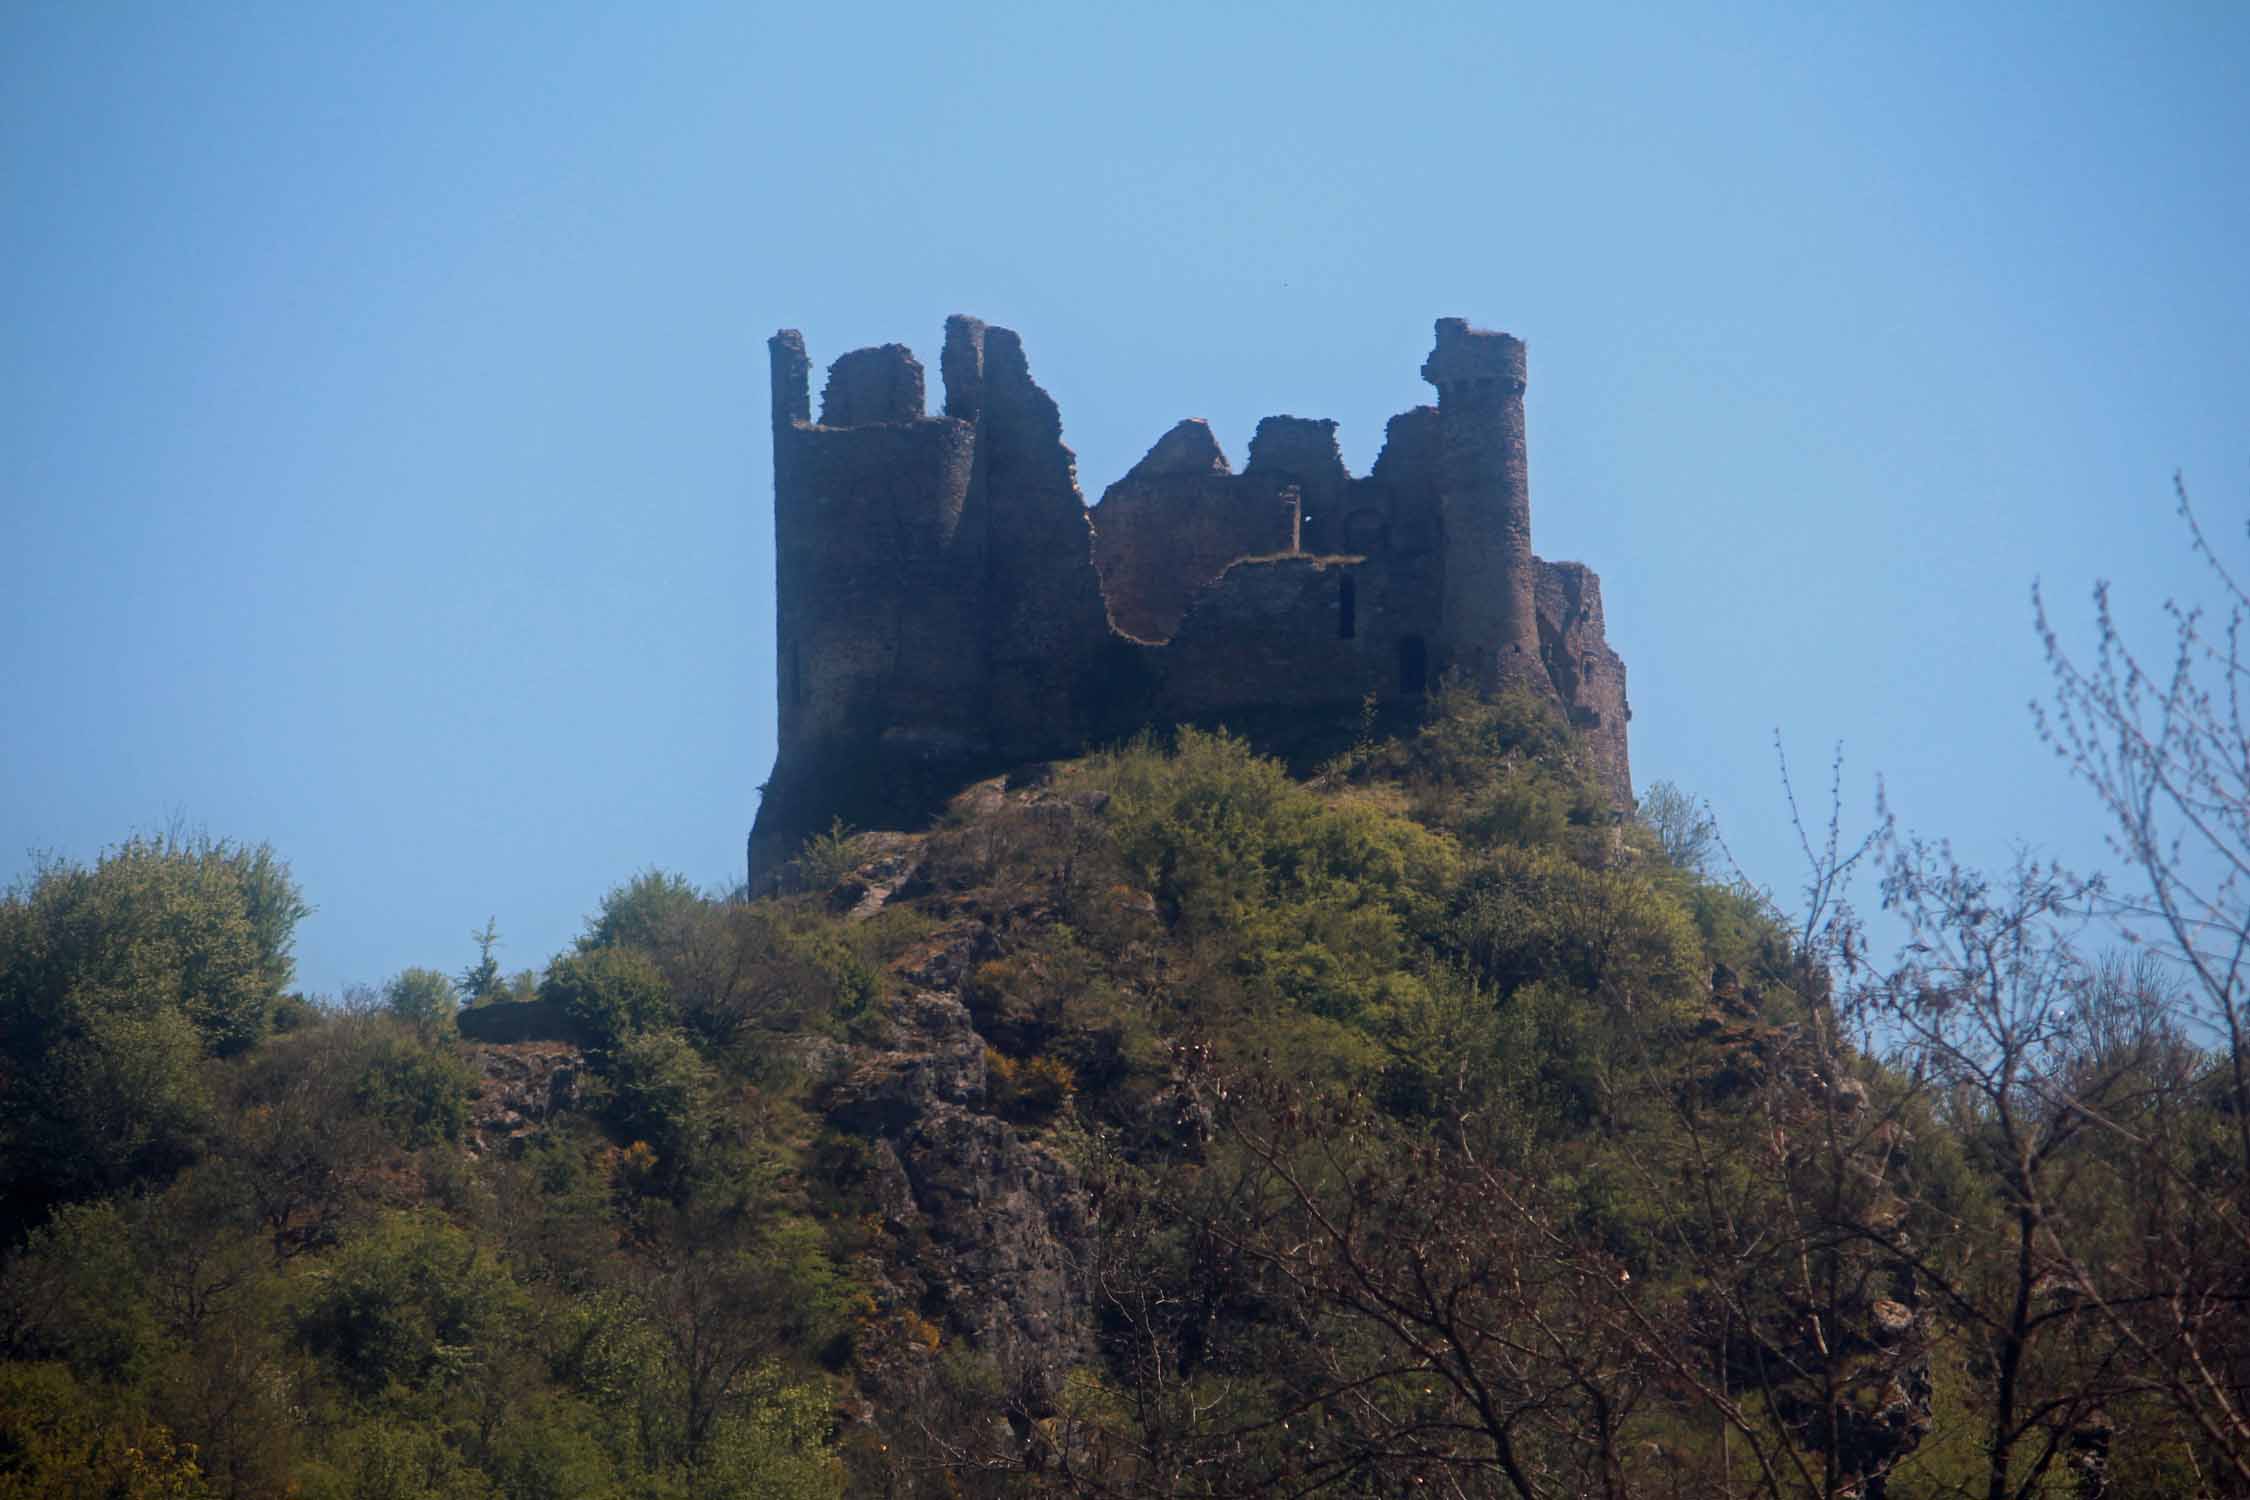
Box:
[749,316,1631,885]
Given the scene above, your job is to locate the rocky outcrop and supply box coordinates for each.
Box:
[809,828,1099,1413]
[462,1039,584,1155]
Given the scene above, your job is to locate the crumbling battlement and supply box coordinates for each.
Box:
[750,316,1632,885]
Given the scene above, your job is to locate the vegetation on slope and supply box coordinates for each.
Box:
[5,499,2249,1500]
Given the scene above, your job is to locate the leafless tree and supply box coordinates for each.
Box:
[2030,479,2250,1487]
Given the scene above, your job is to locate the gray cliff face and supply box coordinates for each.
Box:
[798,795,1106,1415]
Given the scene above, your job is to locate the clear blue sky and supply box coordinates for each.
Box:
[4,1,2245,997]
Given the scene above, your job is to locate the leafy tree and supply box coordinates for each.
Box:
[0,1202,166,1386]
[293,1212,524,1403]
[222,839,313,1002]
[0,833,307,1235]
[539,946,673,1057]
[604,1028,718,1190]
[458,918,502,1005]
[216,1018,395,1263]
[382,967,458,1039]
[352,1029,475,1150]
[294,1420,490,1500]
[0,1362,215,1500]
[1447,844,1704,1016]
[582,870,704,955]
[693,1372,847,1500]
[1638,778,1720,875]
[795,819,864,891]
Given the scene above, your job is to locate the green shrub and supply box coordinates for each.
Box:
[382,967,458,1038]
[352,1031,475,1149]
[986,1049,1075,1126]
[693,1368,846,1500]
[1447,845,1703,1016]
[0,1361,216,1500]
[603,1029,717,1188]
[295,1420,491,1500]
[1356,685,1609,851]
[794,819,862,890]
[581,870,704,955]
[0,834,307,1232]
[1087,728,1457,942]
[0,1202,163,1384]
[540,948,674,1057]
[272,991,325,1033]
[293,1213,523,1403]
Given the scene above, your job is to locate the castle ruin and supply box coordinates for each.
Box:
[749,316,1630,884]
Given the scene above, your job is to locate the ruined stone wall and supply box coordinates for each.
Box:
[770,341,987,758]
[1244,417,1351,553]
[752,316,1635,886]
[1155,556,1389,716]
[758,335,998,879]
[1535,560,1632,804]
[953,319,1117,761]
[1090,419,1300,644]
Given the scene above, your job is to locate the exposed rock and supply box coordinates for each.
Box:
[817,919,1097,1410]
[462,1040,585,1154]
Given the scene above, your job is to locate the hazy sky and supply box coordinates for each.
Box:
[4,2,2245,997]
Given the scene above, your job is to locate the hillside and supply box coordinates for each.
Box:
[3,688,2246,1498]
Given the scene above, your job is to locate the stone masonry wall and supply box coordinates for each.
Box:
[1090,419,1301,644]
[751,317,1634,884]
[1535,559,1633,801]
[1156,556,1386,716]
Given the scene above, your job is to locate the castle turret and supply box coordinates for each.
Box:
[752,331,987,884]
[1422,318,1544,694]
[768,331,812,752]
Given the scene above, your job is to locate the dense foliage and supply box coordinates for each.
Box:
[3,651,2245,1496]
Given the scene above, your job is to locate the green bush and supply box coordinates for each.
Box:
[352,1030,475,1149]
[294,1420,491,1500]
[383,968,459,1038]
[794,819,862,890]
[0,1361,216,1500]
[602,1029,717,1188]
[986,1049,1075,1126]
[1359,685,1608,851]
[0,834,308,1232]
[539,948,674,1057]
[0,1202,164,1384]
[293,1213,523,1403]
[581,870,704,955]
[1446,844,1703,1016]
[1087,728,1457,943]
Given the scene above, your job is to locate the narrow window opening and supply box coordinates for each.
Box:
[1338,573,1357,639]
[1399,635,1429,695]
[789,644,804,708]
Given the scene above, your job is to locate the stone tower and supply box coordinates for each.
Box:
[1421,318,1544,695]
